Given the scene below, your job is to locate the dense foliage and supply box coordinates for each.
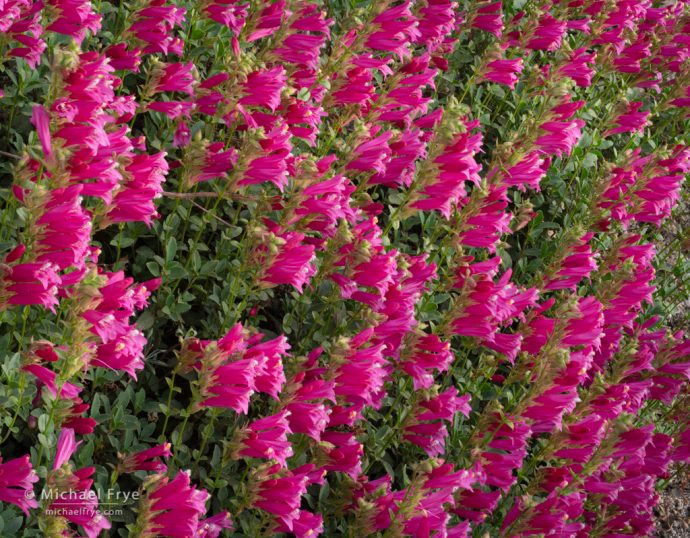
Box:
[2,0,690,536]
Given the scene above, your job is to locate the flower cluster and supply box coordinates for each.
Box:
[1,0,690,536]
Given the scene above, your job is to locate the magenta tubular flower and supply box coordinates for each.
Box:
[245,335,289,400]
[259,231,316,292]
[104,151,168,226]
[404,389,471,456]
[2,261,61,312]
[613,39,651,74]
[605,102,650,136]
[333,333,387,409]
[480,58,523,89]
[126,1,187,55]
[246,0,284,42]
[289,173,356,238]
[234,410,293,467]
[535,119,584,157]
[526,14,566,51]
[399,332,453,390]
[282,98,328,146]
[54,428,81,470]
[239,122,292,190]
[0,454,39,514]
[196,511,233,538]
[321,431,363,478]
[454,489,501,522]
[523,348,593,433]
[136,471,209,538]
[152,62,195,95]
[413,0,457,51]
[22,364,81,399]
[497,151,549,191]
[34,185,92,278]
[45,0,101,45]
[30,104,54,162]
[188,142,238,184]
[60,397,97,434]
[369,129,425,188]
[3,0,46,68]
[457,186,512,253]
[409,119,483,218]
[239,66,287,112]
[119,443,172,474]
[471,1,503,37]
[199,357,256,413]
[284,402,330,441]
[562,296,604,349]
[251,466,310,531]
[203,0,248,33]
[105,43,142,71]
[480,418,531,491]
[557,48,596,87]
[276,509,323,538]
[346,131,393,175]
[365,1,420,59]
[272,4,332,70]
[544,233,598,291]
[47,429,111,538]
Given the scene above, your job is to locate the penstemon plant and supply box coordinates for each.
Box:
[1,0,690,536]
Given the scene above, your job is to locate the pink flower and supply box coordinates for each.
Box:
[333,331,387,408]
[196,511,233,538]
[480,58,523,89]
[239,122,292,190]
[104,152,168,226]
[203,0,248,33]
[272,5,332,70]
[535,119,584,157]
[404,389,471,456]
[557,48,597,87]
[346,131,392,175]
[246,0,284,41]
[471,1,503,37]
[496,151,550,191]
[151,62,195,95]
[119,443,172,474]
[137,471,209,538]
[365,1,420,59]
[562,297,604,349]
[321,431,363,478]
[105,43,142,72]
[198,357,256,413]
[259,231,316,293]
[526,14,566,51]
[22,364,81,399]
[246,335,289,400]
[54,427,81,469]
[409,119,482,218]
[0,454,39,514]
[126,1,186,56]
[240,67,287,112]
[2,261,61,312]
[31,104,54,162]
[544,233,598,291]
[251,466,310,530]
[399,332,453,390]
[605,101,650,136]
[276,509,324,538]
[234,410,293,467]
[45,0,101,44]
[457,186,512,253]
